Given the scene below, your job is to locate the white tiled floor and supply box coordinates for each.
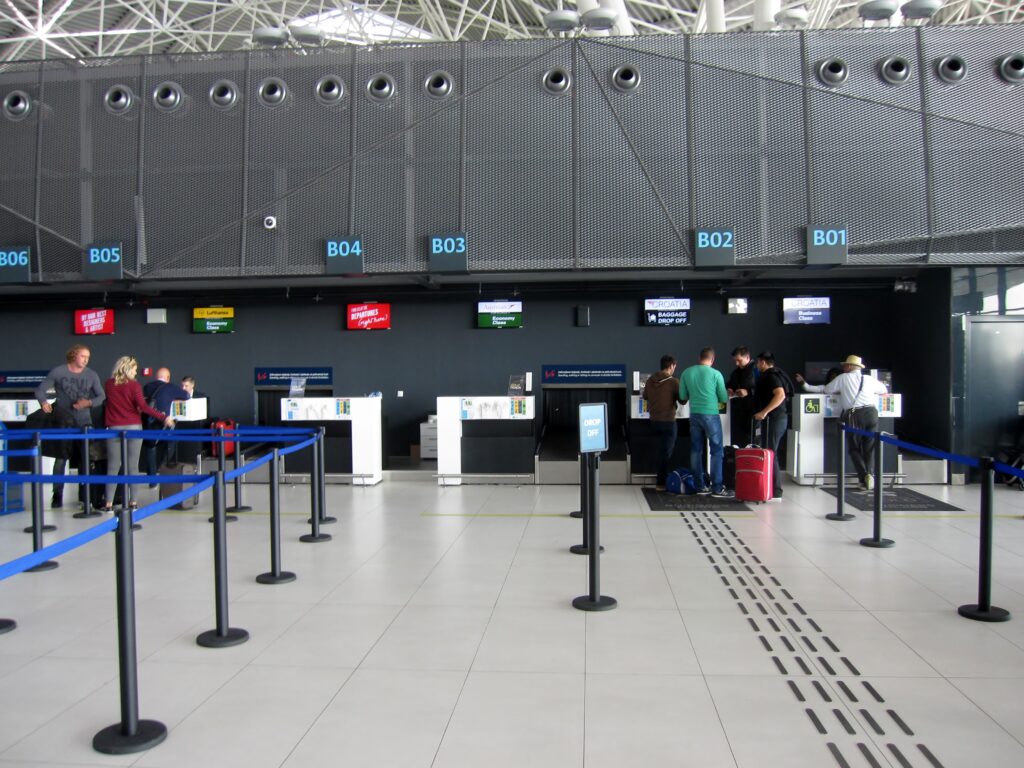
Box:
[2,478,1024,767]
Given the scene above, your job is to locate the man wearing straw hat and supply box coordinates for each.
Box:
[795,355,888,491]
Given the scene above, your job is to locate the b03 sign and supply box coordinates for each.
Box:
[0,246,31,283]
[427,232,468,273]
[83,241,124,280]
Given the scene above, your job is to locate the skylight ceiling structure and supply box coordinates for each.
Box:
[0,1,1020,62]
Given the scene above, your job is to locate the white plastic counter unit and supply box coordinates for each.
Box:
[171,397,207,421]
[787,393,902,485]
[0,399,42,422]
[436,396,535,486]
[280,396,383,485]
[630,395,733,445]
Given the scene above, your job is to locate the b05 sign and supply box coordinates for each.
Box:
[0,246,31,283]
[83,241,124,280]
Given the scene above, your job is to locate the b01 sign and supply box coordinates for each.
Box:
[83,241,124,280]
[427,232,468,273]
[0,246,31,283]
[325,237,364,275]
[806,226,848,265]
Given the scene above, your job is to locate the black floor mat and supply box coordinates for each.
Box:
[818,486,963,512]
[642,487,752,512]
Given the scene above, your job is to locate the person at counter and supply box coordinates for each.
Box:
[679,347,732,498]
[753,351,790,501]
[795,354,888,491]
[727,346,757,447]
[141,367,190,476]
[642,355,680,491]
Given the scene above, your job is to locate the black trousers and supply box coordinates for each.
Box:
[760,411,787,498]
[651,420,677,486]
[845,406,879,483]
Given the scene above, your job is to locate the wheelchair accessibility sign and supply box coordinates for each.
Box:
[804,398,821,414]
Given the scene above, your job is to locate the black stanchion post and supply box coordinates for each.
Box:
[226,434,252,513]
[74,426,100,519]
[570,453,603,556]
[24,432,57,535]
[25,435,58,571]
[826,423,855,521]
[318,428,336,524]
[197,471,249,647]
[569,453,583,519]
[300,437,331,543]
[210,426,238,523]
[958,457,1010,623]
[861,432,894,548]
[0,618,14,634]
[93,505,168,754]
[257,449,296,584]
[573,454,616,611]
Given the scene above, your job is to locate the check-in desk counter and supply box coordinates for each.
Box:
[279,397,383,485]
[787,393,902,485]
[1,399,43,512]
[628,397,732,482]
[436,396,536,485]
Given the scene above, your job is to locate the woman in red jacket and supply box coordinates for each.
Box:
[104,356,174,510]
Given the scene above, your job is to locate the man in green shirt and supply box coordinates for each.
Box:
[679,347,732,497]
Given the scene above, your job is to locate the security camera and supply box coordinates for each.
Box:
[263,215,277,230]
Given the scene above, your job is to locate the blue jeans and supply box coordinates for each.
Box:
[689,413,724,491]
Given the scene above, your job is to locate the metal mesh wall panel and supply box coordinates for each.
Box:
[0,63,41,271]
[464,40,573,271]
[806,28,929,265]
[245,48,353,276]
[141,53,246,278]
[690,31,807,265]
[920,25,1024,257]
[576,38,690,269]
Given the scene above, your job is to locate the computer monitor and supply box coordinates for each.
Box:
[804,362,840,385]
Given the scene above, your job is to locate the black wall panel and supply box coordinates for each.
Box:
[0,62,41,270]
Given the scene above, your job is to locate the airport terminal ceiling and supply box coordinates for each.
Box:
[1,0,1022,62]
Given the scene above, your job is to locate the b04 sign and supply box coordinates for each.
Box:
[324,236,365,275]
[0,246,31,283]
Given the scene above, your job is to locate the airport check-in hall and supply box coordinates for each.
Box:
[2,3,1024,766]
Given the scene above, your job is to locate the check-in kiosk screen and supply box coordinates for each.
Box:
[477,301,522,329]
[782,297,830,325]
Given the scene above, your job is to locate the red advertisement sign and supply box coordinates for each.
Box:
[74,308,115,335]
[346,303,391,330]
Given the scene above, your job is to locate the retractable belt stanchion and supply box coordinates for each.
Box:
[23,432,57,535]
[0,618,14,634]
[570,453,603,556]
[569,453,583,519]
[958,457,1011,623]
[93,505,167,754]
[25,434,58,572]
[573,453,616,612]
[826,424,855,521]
[211,426,238,523]
[861,432,894,548]
[74,426,100,519]
[120,433,141,531]
[317,428,335,524]
[226,433,252,513]
[301,435,331,543]
[257,449,296,584]
[197,470,249,647]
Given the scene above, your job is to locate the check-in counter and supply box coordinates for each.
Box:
[436,396,536,486]
[279,396,383,485]
[628,396,732,482]
[787,393,901,485]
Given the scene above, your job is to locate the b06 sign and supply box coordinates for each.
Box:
[0,246,31,283]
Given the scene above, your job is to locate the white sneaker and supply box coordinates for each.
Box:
[864,474,874,491]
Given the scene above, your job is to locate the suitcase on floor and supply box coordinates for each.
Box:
[723,446,737,490]
[735,447,774,503]
[211,419,236,457]
[159,462,199,509]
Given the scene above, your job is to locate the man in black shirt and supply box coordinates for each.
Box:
[726,346,756,447]
[753,351,789,501]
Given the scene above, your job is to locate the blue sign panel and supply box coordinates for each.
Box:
[83,241,124,281]
[0,370,48,390]
[579,403,608,454]
[541,364,627,385]
[254,367,333,386]
[427,232,468,273]
[694,228,735,267]
[0,245,32,283]
[325,236,365,275]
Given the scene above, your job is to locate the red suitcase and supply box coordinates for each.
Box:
[735,447,774,503]
[211,418,236,457]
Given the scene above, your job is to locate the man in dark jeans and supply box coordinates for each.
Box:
[642,355,679,491]
[753,351,789,501]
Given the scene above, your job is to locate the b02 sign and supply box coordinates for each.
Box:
[694,228,735,267]
[0,246,31,283]
[325,237,364,275]
[427,232,468,273]
[83,241,124,280]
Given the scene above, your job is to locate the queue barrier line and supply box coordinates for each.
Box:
[0,448,40,457]
[135,476,217,524]
[0,516,118,581]
[0,427,317,441]
[841,425,983,470]
[224,450,275,482]
[0,472,203,485]
[994,461,1024,481]
[277,435,318,458]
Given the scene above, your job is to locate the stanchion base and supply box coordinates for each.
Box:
[825,513,856,521]
[26,560,58,572]
[572,595,617,612]
[299,533,332,543]
[132,523,142,531]
[226,505,252,513]
[23,524,57,533]
[569,544,604,555]
[256,571,297,584]
[0,618,16,634]
[73,511,103,519]
[196,627,250,647]
[569,510,583,519]
[860,537,895,548]
[307,516,337,525]
[93,719,167,755]
[957,604,1011,623]
[208,515,239,523]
